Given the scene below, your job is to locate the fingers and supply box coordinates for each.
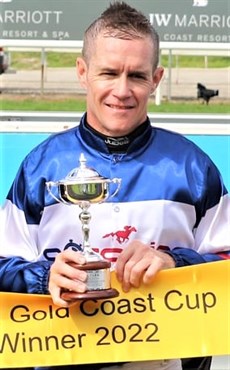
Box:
[49,249,88,306]
[143,251,175,284]
[115,241,175,292]
[115,245,133,284]
[49,286,69,308]
[120,250,148,292]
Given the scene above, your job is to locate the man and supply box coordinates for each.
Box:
[0,2,229,370]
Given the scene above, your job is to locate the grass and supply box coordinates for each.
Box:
[1,96,86,112]
[9,52,80,70]
[162,55,229,69]
[9,51,230,70]
[1,96,229,114]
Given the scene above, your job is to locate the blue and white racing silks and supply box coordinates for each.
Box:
[0,114,229,294]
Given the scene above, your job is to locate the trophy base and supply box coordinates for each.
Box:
[61,260,119,301]
[61,288,119,301]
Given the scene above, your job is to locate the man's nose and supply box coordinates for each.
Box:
[113,75,131,99]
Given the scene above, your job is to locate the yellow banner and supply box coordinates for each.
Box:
[0,260,229,368]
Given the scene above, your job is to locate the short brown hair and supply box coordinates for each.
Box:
[82,1,160,70]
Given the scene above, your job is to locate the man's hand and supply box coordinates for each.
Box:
[49,249,88,307]
[115,240,175,292]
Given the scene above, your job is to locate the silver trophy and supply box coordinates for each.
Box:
[46,153,121,300]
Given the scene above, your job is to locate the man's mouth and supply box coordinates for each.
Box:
[106,104,133,110]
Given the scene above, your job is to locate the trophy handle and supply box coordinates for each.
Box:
[107,178,121,199]
[46,181,68,204]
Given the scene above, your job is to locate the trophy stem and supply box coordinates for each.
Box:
[79,201,92,255]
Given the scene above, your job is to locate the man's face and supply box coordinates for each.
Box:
[77,34,163,136]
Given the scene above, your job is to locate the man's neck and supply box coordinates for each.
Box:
[85,119,149,153]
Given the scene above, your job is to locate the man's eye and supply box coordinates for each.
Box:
[131,74,146,79]
[103,72,116,76]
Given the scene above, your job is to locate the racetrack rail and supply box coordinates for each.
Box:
[1,112,229,135]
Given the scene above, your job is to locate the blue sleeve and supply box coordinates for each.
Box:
[0,257,52,294]
[164,247,226,267]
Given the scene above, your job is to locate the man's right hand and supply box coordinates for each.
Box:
[49,249,88,307]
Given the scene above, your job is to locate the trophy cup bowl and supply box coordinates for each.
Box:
[46,153,121,301]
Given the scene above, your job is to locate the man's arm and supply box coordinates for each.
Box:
[0,257,51,294]
[163,247,230,267]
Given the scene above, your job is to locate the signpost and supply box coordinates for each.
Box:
[0,0,229,48]
[1,0,229,100]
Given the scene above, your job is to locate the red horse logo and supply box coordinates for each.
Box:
[103,225,137,244]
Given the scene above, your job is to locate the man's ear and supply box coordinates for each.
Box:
[76,57,88,89]
[151,67,164,93]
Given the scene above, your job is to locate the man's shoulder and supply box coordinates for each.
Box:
[153,125,197,148]
[28,125,80,156]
